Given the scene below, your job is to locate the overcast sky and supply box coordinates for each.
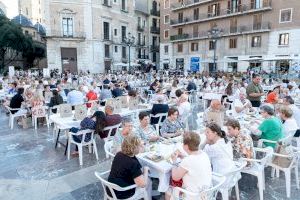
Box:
[0,0,18,18]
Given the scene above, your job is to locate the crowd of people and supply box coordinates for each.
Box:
[1,70,300,199]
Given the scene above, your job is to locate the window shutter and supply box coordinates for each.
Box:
[227,1,231,13]
[251,0,255,9]
[208,5,211,17]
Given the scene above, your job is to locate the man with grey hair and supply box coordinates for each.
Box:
[233,88,252,116]
[67,86,84,105]
[112,118,134,154]
[100,105,122,139]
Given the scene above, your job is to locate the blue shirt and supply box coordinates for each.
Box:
[67,90,84,105]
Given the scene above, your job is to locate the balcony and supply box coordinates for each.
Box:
[150,45,160,52]
[150,9,160,17]
[46,30,86,40]
[171,0,214,11]
[170,34,189,41]
[170,1,272,27]
[169,22,271,42]
[137,25,144,32]
[150,26,160,34]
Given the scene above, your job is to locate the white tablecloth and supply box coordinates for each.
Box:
[137,134,206,192]
[49,114,81,129]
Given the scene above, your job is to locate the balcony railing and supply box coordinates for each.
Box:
[170,1,272,26]
[46,30,86,39]
[137,25,144,32]
[150,9,160,17]
[171,0,214,11]
[150,26,160,34]
[170,34,189,41]
[170,22,271,42]
[150,45,160,52]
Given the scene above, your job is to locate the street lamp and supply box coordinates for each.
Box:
[123,32,135,72]
[208,26,222,73]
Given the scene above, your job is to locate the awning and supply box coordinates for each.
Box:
[263,55,300,61]
[200,58,238,63]
[238,57,263,62]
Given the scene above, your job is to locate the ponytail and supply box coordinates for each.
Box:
[206,123,228,143]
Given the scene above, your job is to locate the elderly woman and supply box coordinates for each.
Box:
[136,112,159,142]
[160,107,185,138]
[177,94,191,123]
[233,88,253,116]
[279,106,298,136]
[204,123,235,175]
[166,132,212,200]
[108,135,149,199]
[250,104,283,148]
[203,99,225,127]
[226,119,254,167]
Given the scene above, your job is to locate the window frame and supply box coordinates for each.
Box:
[278,33,289,46]
[279,8,293,23]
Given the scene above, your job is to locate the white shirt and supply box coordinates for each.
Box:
[67,90,84,105]
[233,98,251,116]
[204,138,235,175]
[179,152,212,199]
[178,101,191,123]
[289,104,300,128]
[283,118,299,136]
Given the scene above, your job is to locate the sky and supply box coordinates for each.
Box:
[0,0,19,19]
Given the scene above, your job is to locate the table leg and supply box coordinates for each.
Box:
[55,129,61,148]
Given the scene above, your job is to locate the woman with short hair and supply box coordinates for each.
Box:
[279,106,298,136]
[108,136,148,199]
[166,132,212,200]
[160,107,185,138]
[136,112,159,142]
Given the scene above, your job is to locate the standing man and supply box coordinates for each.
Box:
[246,74,264,107]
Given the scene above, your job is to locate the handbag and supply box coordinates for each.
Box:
[170,178,183,188]
[272,143,293,168]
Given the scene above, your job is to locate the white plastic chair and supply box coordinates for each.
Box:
[268,146,300,198]
[95,167,150,200]
[104,140,115,159]
[103,123,121,142]
[241,147,274,200]
[67,129,98,165]
[5,106,27,129]
[32,106,50,129]
[171,173,226,200]
[150,113,167,135]
[219,161,247,200]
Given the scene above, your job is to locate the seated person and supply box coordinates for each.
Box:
[282,96,300,137]
[204,123,236,175]
[226,119,254,168]
[100,84,112,102]
[203,99,225,127]
[266,86,280,104]
[86,86,98,108]
[108,135,149,199]
[177,94,191,123]
[233,88,253,116]
[70,111,106,155]
[100,105,122,139]
[150,96,169,125]
[49,90,63,113]
[112,118,134,154]
[166,132,212,200]
[249,104,283,148]
[279,106,298,136]
[112,84,123,98]
[150,87,168,104]
[160,107,185,138]
[136,112,159,142]
[67,87,84,105]
[9,87,27,115]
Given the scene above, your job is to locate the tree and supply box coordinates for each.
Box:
[0,15,28,72]
[22,36,46,68]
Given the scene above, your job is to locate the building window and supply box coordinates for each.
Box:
[178,12,183,23]
[230,18,237,33]
[193,8,199,20]
[164,30,169,39]
[122,46,126,58]
[113,0,117,3]
[228,0,241,13]
[164,0,170,9]
[253,14,262,30]
[114,46,118,53]
[178,28,183,35]
[164,45,169,54]
[104,44,110,58]
[114,28,117,36]
[279,33,289,46]
[177,43,183,53]
[208,3,220,17]
[62,17,73,37]
[191,42,198,52]
[164,15,170,24]
[251,36,261,47]
[251,0,263,9]
[209,40,215,50]
[280,8,292,23]
[121,26,126,42]
[193,25,198,37]
[229,38,237,49]
[103,22,110,40]
[121,0,126,11]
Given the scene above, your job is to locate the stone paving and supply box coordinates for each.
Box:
[0,109,300,200]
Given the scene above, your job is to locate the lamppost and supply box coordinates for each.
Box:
[208,26,222,73]
[123,32,135,72]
